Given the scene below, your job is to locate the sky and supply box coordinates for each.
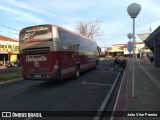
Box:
[0,0,160,47]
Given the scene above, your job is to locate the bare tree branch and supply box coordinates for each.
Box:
[75,19,102,39]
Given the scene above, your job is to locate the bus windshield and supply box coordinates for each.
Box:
[19,25,52,43]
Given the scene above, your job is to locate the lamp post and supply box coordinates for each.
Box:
[127,3,141,98]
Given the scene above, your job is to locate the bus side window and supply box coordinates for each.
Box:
[58,30,68,49]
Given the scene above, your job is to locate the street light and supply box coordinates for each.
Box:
[127,33,133,40]
[127,3,141,98]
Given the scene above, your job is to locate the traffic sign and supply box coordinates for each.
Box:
[127,41,133,52]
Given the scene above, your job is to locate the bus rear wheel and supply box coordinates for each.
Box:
[74,65,80,79]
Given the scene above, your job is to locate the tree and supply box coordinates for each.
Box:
[74,19,101,39]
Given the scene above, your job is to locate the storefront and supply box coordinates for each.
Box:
[0,35,19,66]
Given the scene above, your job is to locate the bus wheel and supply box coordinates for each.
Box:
[74,65,80,79]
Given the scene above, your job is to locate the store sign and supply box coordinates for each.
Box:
[0,42,19,53]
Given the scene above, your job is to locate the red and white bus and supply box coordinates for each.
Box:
[19,24,99,81]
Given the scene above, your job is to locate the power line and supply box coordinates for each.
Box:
[0,30,19,35]
[0,24,19,31]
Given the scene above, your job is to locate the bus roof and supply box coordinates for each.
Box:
[20,24,96,42]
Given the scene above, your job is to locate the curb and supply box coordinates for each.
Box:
[111,66,128,120]
[109,60,129,120]
[0,78,22,85]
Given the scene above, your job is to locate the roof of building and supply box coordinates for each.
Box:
[144,26,160,51]
[113,42,144,45]
[137,33,150,41]
[136,42,144,44]
[112,42,144,49]
[0,35,18,42]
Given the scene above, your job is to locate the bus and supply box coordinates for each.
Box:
[19,24,99,81]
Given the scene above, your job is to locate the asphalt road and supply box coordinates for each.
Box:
[0,58,123,120]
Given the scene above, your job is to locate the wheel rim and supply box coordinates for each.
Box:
[76,68,80,78]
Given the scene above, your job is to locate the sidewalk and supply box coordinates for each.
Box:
[122,59,160,120]
[114,58,160,120]
[0,66,7,69]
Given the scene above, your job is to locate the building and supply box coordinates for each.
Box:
[107,44,125,57]
[107,42,145,58]
[137,32,154,60]
[137,33,150,41]
[0,35,19,66]
[144,26,160,67]
[124,42,145,58]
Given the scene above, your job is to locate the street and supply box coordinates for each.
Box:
[0,1,160,120]
[0,58,124,120]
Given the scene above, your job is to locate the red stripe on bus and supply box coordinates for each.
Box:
[26,39,51,43]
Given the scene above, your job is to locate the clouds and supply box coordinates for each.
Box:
[8,0,58,17]
[0,0,160,46]
[138,0,160,17]
[0,5,43,24]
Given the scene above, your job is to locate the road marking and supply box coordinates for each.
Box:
[93,70,119,74]
[82,81,112,86]
[99,58,105,61]
[92,72,120,120]
[109,68,114,71]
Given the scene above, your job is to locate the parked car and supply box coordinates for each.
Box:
[6,61,21,67]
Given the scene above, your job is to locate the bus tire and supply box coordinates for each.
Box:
[73,65,80,79]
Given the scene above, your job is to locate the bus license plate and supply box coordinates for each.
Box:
[35,75,41,78]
